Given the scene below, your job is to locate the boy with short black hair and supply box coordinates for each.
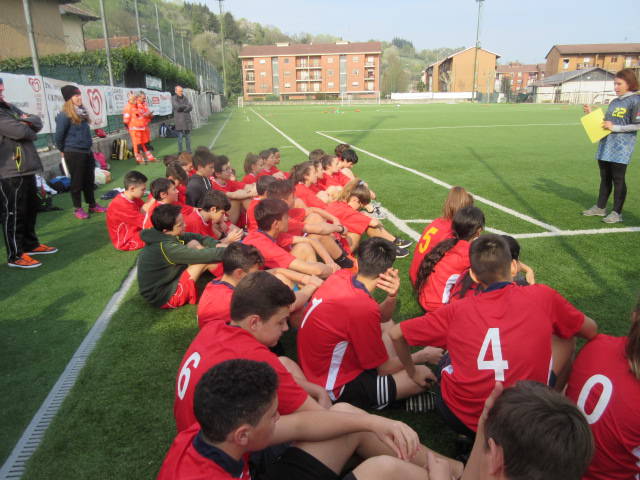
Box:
[106,170,148,251]
[389,233,598,435]
[184,190,233,240]
[137,204,225,309]
[247,175,278,231]
[258,148,287,179]
[143,177,179,229]
[186,149,216,207]
[243,199,336,278]
[211,154,256,224]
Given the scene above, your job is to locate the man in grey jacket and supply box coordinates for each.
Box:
[0,78,57,268]
[171,85,193,153]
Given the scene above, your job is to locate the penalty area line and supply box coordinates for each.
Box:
[320,122,579,134]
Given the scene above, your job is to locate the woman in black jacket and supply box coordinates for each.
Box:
[54,85,105,219]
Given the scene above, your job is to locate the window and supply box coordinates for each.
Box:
[247,85,255,93]
[261,84,268,89]
[583,57,591,64]
[626,56,634,67]
[366,56,375,65]
[259,59,266,64]
[260,71,266,77]
[298,83,308,92]
[352,69,359,76]
[611,56,617,63]
[284,71,291,76]
[327,57,334,63]
[352,56,360,62]
[284,58,290,64]
[327,81,335,88]
[352,81,359,86]
[562,58,570,70]
[366,81,374,91]
[517,72,522,77]
[327,69,334,76]
[246,72,255,81]
[246,61,254,69]
[313,82,320,92]
[284,82,291,88]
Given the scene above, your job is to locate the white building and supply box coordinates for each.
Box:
[530,67,616,104]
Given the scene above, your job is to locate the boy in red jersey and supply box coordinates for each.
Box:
[257,147,288,179]
[161,359,456,480]
[183,190,240,243]
[297,238,442,411]
[565,297,640,480]
[241,152,263,185]
[246,175,277,232]
[106,170,148,251]
[174,272,331,433]
[389,234,598,435]
[143,178,180,229]
[165,162,191,211]
[410,186,474,285]
[210,155,256,225]
[243,199,337,278]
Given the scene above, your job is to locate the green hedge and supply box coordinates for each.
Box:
[0,46,197,89]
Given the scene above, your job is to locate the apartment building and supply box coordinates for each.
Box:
[238,41,382,100]
[423,47,500,94]
[545,43,640,76]
[495,63,545,92]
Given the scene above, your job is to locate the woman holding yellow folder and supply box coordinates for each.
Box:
[582,69,640,224]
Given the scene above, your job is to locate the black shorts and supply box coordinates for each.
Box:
[337,369,397,410]
[434,354,475,438]
[261,446,357,480]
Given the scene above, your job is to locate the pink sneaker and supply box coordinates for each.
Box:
[74,208,89,219]
[89,204,107,213]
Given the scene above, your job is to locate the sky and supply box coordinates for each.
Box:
[203,0,640,64]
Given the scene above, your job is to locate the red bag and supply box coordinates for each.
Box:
[94,151,108,170]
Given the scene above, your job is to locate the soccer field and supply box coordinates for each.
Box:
[2,103,639,478]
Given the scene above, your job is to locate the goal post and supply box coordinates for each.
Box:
[237,96,244,109]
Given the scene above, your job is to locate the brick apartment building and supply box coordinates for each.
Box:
[423,47,500,94]
[238,41,382,101]
[545,43,640,76]
[495,63,546,93]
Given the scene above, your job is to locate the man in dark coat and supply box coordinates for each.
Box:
[171,85,193,153]
[0,77,57,268]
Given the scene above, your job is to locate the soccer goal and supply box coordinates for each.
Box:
[237,96,244,109]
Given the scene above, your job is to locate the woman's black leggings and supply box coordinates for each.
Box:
[597,160,627,214]
[64,151,96,209]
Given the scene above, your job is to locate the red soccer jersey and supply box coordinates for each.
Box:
[295,183,327,209]
[258,166,290,179]
[174,322,308,432]
[410,218,453,285]
[447,268,480,304]
[297,270,388,398]
[566,334,640,480]
[400,283,585,431]
[243,230,295,269]
[211,178,245,193]
[183,208,218,238]
[197,280,234,329]
[143,201,193,229]
[246,197,262,232]
[157,423,251,480]
[326,201,371,235]
[417,239,471,312]
[106,194,145,251]
[241,173,258,184]
[176,184,188,206]
[330,171,351,187]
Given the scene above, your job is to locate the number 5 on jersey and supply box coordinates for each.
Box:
[477,328,509,381]
[418,227,439,254]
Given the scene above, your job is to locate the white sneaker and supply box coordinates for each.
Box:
[582,205,606,217]
[602,211,623,224]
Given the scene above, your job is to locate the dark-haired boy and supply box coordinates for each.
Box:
[298,237,440,411]
[210,155,256,224]
[243,199,336,278]
[161,358,457,480]
[246,175,277,231]
[186,149,216,207]
[138,204,225,309]
[174,271,330,432]
[389,233,598,435]
[106,170,148,251]
[142,177,179,229]
[258,148,287,179]
[183,190,241,243]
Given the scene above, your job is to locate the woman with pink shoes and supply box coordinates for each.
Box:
[54,85,106,219]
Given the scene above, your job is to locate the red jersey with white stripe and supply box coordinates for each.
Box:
[417,239,471,312]
[183,208,218,238]
[106,194,145,251]
[409,218,453,285]
[297,270,388,397]
[400,283,585,431]
[565,334,640,480]
[158,423,251,480]
[197,280,234,329]
[295,183,327,209]
[174,321,308,432]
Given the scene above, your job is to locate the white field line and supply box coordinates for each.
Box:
[320,123,579,134]
[403,219,509,236]
[251,108,310,155]
[316,130,561,233]
[0,115,233,480]
[512,227,640,239]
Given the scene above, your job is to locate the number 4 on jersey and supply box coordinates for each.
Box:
[477,328,509,381]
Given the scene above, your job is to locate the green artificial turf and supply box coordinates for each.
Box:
[9,103,639,478]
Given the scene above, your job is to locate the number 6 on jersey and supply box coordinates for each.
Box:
[477,328,509,381]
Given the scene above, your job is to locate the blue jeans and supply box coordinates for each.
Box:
[177,130,191,153]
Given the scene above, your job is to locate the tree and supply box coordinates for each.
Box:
[500,76,512,101]
[416,80,426,92]
[381,47,409,95]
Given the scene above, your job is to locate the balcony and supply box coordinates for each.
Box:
[365,62,375,68]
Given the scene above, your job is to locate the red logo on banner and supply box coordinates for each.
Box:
[87,88,103,116]
[152,96,160,105]
[28,77,41,92]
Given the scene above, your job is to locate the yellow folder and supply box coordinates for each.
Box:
[581,108,611,143]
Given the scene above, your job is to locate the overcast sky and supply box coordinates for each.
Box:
[202,0,640,64]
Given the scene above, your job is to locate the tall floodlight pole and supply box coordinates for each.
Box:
[134,0,142,49]
[180,34,186,67]
[170,23,176,61]
[471,0,485,102]
[188,39,193,72]
[155,3,163,56]
[21,0,40,75]
[218,0,227,96]
[98,0,115,85]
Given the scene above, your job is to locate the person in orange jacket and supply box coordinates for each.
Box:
[137,93,154,158]
[124,93,155,164]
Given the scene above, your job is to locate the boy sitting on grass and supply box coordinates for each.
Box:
[258,148,287,179]
[210,155,256,225]
[183,190,242,244]
[186,148,216,207]
[138,204,225,309]
[142,177,180,229]
[106,170,148,251]
[246,175,277,231]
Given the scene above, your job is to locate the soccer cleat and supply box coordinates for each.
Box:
[364,206,386,219]
[404,391,436,413]
[335,253,354,269]
[74,208,89,219]
[27,244,58,255]
[89,203,107,213]
[393,236,413,249]
[8,254,41,269]
[395,246,410,259]
[582,205,606,217]
[602,211,623,224]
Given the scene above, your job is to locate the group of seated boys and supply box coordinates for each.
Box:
[103,143,639,480]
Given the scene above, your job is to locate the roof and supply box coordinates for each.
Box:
[537,67,615,86]
[239,41,382,58]
[426,47,501,69]
[60,3,99,21]
[85,36,139,50]
[546,43,640,58]
[496,63,542,73]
